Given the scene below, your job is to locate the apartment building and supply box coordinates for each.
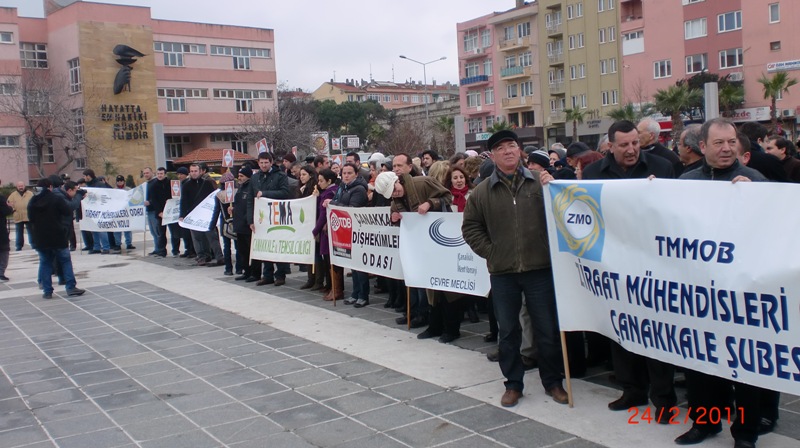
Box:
[0,0,277,185]
[311,79,459,111]
[621,0,799,131]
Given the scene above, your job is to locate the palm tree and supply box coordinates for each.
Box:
[653,84,702,144]
[717,83,745,117]
[606,103,654,122]
[487,118,514,133]
[563,108,585,142]
[758,72,798,134]
[433,116,455,155]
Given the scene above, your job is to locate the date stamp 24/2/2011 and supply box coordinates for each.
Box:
[628,407,744,425]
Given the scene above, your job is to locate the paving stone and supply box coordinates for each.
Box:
[24,388,86,409]
[294,417,375,447]
[548,438,607,448]
[374,379,445,401]
[149,379,215,398]
[171,351,227,369]
[233,350,290,368]
[0,425,50,447]
[204,368,265,389]
[298,350,358,367]
[0,409,38,431]
[484,419,574,448]
[436,434,509,448]
[42,412,116,439]
[120,360,175,377]
[279,343,331,358]
[322,360,384,378]
[271,366,335,388]
[106,400,177,425]
[184,358,242,377]
[70,368,130,387]
[135,369,197,388]
[122,414,198,441]
[9,367,64,384]
[204,416,284,444]
[93,389,159,411]
[296,378,366,401]
[232,430,316,448]
[408,391,483,415]
[385,417,472,447]
[243,390,313,415]
[222,378,288,401]
[55,427,133,448]
[108,352,164,368]
[161,389,235,413]
[346,368,414,388]
[185,402,260,427]
[32,400,99,422]
[59,359,116,376]
[443,403,526,433]
[351,403,431,432]
[15,377,75,397]
[138,430,219,448]
[329,433,408,448]
[321,390,397,417]
[3,359,56,375]
[269,403,343,430]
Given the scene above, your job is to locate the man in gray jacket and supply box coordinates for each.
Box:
[462,130,568,408]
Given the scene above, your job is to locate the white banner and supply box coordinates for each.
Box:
[80,185,147,232]
[399,212,491,296]
[544,179,800,395]
[179,191,217,231]
[328,205,403,279]
[161,198,181,225]
[251,195,316,264]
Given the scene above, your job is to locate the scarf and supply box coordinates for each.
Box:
[450,185,469,212]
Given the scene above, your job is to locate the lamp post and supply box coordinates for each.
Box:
[399,55,446,121]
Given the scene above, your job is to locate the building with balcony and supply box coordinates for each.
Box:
[621,0,800,135]
[311,79,459,111]
[0,0,277,185]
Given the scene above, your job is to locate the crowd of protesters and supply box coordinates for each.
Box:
[4,117,794,448]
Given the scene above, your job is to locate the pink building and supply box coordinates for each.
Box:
[0,0,277,186]
[621,0,800,133]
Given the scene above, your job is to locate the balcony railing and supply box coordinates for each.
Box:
[460,75,489,86]
[546,21,563,35]
[549,80,565,94]
[500,66,523,78]
[502,96,536,109]
[550,110,566,122]
[547,52,564,64]
[498,35,533,51]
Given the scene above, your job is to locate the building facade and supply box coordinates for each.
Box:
[0,0,277,185]
[311,79,458,111]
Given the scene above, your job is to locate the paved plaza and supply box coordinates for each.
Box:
[1,238,798,447]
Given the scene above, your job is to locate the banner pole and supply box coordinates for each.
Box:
[330,266,337,307]
[559,331,574,408]
[143,224,146,257]
[406,287,411,330]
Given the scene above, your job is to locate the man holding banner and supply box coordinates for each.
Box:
[461,129,568,407]
[180,164,222,266]
[247,152,291,286]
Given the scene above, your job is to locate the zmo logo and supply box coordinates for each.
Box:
[551,184,605,261]
[564,201,595,240]
[329,212,352,232]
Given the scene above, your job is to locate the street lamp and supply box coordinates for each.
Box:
[399,55,447,121]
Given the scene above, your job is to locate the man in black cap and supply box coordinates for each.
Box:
[462,129,568,408]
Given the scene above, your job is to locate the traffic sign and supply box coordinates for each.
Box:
[222,148,234,167]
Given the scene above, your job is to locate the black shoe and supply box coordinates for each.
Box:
[394,306,407,314]
[67,288,85,297]
[608,393,648,411]
[674,427,721,445]
[223,270,233,276]
[395,316,407,325]
[206,260,224,267]
[300,282,314,290]
[101,250,110,255]
[88,250,101,254]
[69,247,76,252]
[757,417,776,435]
[483,332,497,343]
[733,440,755,448]
[42,292,53,299]
[486,350,499,362]
[235,275,249,281]
[256,279,274,286]
[417,329,441,340]
[0,275,9,282]
[655,406,676,424]
[383,300,395,308]
[274,278,286,286]
[126,245,136,250]
[81,247,91,251]
[439,333,460,343]
[466,308,479,323]
[245,277,259,283]
[409,316,428,329]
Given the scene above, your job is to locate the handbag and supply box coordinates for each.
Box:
[222,217,237,240]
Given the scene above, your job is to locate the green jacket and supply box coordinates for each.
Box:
[389,174,452,216]
[462,167,551,275]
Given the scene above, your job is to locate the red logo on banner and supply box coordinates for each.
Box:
[329,209,353,259]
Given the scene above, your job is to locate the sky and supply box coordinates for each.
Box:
[2,0,512,91]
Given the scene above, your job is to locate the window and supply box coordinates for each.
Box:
[580,93,587,109]
[599,28,606,43]
[518,22,531,37]
[770,41,781,51]
[213,89,271,100]
[623,30,643,40]
[682,0,704,4]
[465,62,479,78]
[411,95,420,103]
[210,134,233,142]
[601,91,610,106]
[0,135,19,147]
[27,138,54,164]
[506,84,518,98]
[549,99,559,113]
[486,116,495,129]
[232,140,247,153]
[520,81,534,96]
[607,0,614,9]
[464,32,478,52]
[608,26,616,41]
[467,91,481,107]
[468,117,483,134]
[519,51,532,67]
[75,158,86,169]
[485,88,494,105]
[484,59,492,76]
[718,11,742,33]
[579,63,586,78]
[685,53,708,73]
[154,42,206,54]
[719,48,743,69]
[24,91,48,115]
[600,59,608,75]
[68,58,81,94]
[503,26,514,41]
[571,95,579,108]
[610,58,617,73]
[164,51,184,67]
[569,35,576,50]
[20,43,47,68]
[577,33,585,48]
[73,108,84,142]
[0,83,15,95]
[166,96,186,112]
[521,111,535,127]
[769,3,780,23]
[0,32,12,43]
[577,2,583,16]
[210,45,270,58]
[158,88,208,98]
[598,0,605,12]
[570,65,577,80]
[612,90,619,105]
[654,59,672,78]
[504,55,517,69]
[382,95,390,103]
[481,29,491,48]
[684,18,707,39]
[234,56,250,70]
[166,135,191,159]
[567,5,574,19]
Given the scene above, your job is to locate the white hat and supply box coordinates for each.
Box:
[368,152,385,162]
[374,171,398,199]
[465,150,479,157]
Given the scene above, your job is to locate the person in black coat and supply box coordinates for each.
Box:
[247,152,291,286]
[28,178,84,299]
[0,185,11,281]
[332,163,370,307]
[180,163,222,265]
[232,167,255,281]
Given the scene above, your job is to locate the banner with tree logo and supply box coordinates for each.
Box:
[80,185,147,232]
[251,195,316,264]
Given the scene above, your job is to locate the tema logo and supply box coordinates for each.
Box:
[550,183,605,261]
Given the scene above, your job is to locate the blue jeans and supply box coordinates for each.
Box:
[490,268,564,392]
[92,231,110,251]
[114,231,132,246]
[350,270,370,300]
[38,248,77,294]
[147,211,166,255]
[15,222,33,250]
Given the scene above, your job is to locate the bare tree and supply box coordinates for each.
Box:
[236,106,319,158]
[380,120,427,155]
[0,69,106,178]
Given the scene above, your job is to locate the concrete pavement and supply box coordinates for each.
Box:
[0,240,798,447]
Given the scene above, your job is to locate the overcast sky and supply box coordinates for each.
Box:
[3,0,511,91]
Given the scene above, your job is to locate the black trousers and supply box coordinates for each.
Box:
[685,369,762,443]
[237,232,252,277]
[611,342,676,408]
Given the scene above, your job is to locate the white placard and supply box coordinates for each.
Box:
[327,205,403,279]
[161,198,181,225]
[179,191,217,231]
[251,195,316,264]
[80,185,147,232]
